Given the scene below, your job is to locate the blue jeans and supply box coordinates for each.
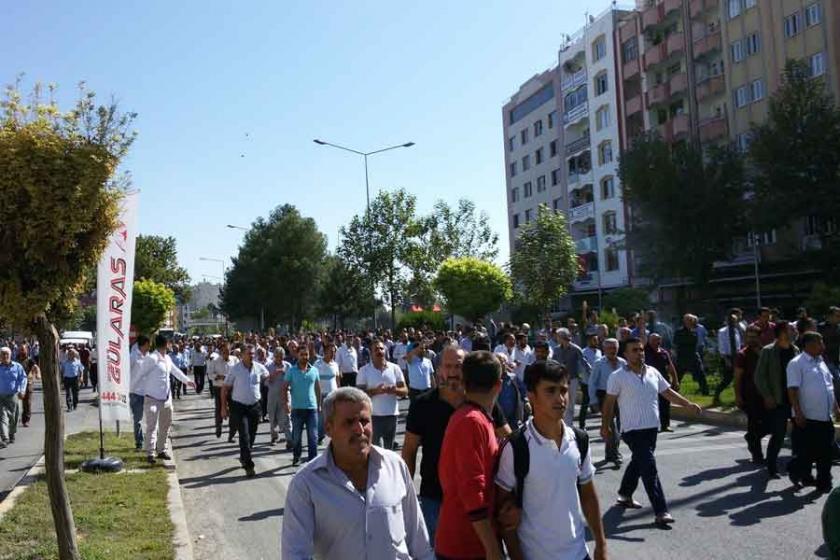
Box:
[129,393,145,448]
[292,409,318,461]
[418,496,441,546]
[318,391,331,441]
[619,428,667,515]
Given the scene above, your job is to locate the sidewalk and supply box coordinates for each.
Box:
[670,403,840,437]
[0,382,101,502]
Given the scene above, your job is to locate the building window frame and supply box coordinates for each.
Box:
[534,119,543,137]
[600,176,615,199]
[521,128,529,145]
[522,154,530,171]
[535,147,544,165]
[784,11,803,37]
[523,181,533,198]
[598,140,613,166]
[537,175,546,192]
[594,72,609,96]
[731,39,745,63]
[551,168,562,186]
[810,51,826,77]
[805,3,821,27]
[595,105,611,131]
[513,213,520,229]
[593,36,607,62]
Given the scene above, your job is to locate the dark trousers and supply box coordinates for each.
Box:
[170,377,183,399]
[63,377,79,410]
[89,363,98,393]
[579,383,590,429]
[619,428,668,515]
[21,384,33,425]
[408,388,424,403]
[230,401,260,470]
[212,387,224,438]
[291,408,318,461]
[193,365,206,394]
[597,390,622,461]
[659,394,671,430]
[260,384,268,419]
[715,362,735,399]
[372,415,397,450]
[678,361,708,395]
[789,420,835,486]
[765,405,789,474]
[340,372,357,387]
[743,405,769,459]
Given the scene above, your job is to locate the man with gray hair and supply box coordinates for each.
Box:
[589,338,625,465]
[0,347,27,447]
[553,327,593,427]
[282,386,434,559]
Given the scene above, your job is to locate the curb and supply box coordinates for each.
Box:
[0,456,45,521]
[167,440,195,560]
[669,404,840,437]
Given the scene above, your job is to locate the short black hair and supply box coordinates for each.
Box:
[773,321,789,338]
[137,335,150,347]
[801,331,823,347]
[472,335,491,352]
[462,350,501,393]
[154,334,168,349]
[524,359,569,393]
[624,336,642,347]
[759,307,770,315]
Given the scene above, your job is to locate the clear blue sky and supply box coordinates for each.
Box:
[3,0,609,282]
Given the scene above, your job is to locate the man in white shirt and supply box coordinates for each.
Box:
[512,333,533,386]
[221,345,269,477]
[315,342,340,444]
[392,332,409,374]
[336,338,359,388]
[129,335,151,450]
[190,341,208,395]
[357,339,408,450]
[135,335,194,463]
[786,332,840,492]
[600,337,701,526]
[206,341,239,439]
[715,312,743,404]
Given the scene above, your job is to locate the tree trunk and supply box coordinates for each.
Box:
[33,314,80,560]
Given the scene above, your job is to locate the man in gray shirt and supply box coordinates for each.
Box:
[552,328,593,427]
[266,348,293,449]
[282,387,433,559]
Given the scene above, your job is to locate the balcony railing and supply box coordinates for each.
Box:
[696,75,724,101]
[561,68,587,91]
[623,58,641,81]
[698,116,727,142]
[567,169,592,186]
[647,81,670,107]
[563,102,589,126]
[625,93,643,116]
[669,72,688,94]
[569,201,595,223]
[642,4,663,29]
[693,30,721,59]
[658,113,690,142]
[565,132,591,156]
[644,43,667,69]
[666,32,684,57]
[574,271,600,289]
[575,236,598,253]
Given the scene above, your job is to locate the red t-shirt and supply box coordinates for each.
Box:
[435,402,499,558]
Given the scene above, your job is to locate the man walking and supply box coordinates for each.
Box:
[786,332,839,492]
[552,328,592,428]
[644,333,679,433]
[284,345,321,466]
[190,340,208,395]
[129,335,150,450]
[600,337,702,526]
[314,342,339,444]
[0,347,27,448]
[221,345,268,477]
[819,307,840,405]
[17,345,39,428]
[673,314,709,396]
[266,347,292,448]
[716,313,743,405]
[336,337,358,388]
[734,326,767,464]
[357,339,407,451]
[61,349,83,411]
[589,338,625,464]
[580,334,601,429]
[207,341,239,439]
[406,341,435,402]
[282,387,433,559]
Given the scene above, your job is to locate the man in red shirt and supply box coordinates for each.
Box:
[750,307,776,347]
[436,351,503,560]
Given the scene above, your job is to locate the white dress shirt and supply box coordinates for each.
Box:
[129,344,147,395]
[392,343,408,371]
[357,361,404,417]
[207,355,240,388]
[787,353,836,422]
[607,363,670,433]
[336,345,358,374]
[717,325,743,358]
[136,351,191,401]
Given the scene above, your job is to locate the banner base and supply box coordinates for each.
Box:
[80,457,124,473]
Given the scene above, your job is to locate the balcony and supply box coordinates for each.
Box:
[669,72,688,94]
[693,30,721,59]
[574,271,600,290]
[563,102,589,126]
[569,201,595,223]
[575,236,598,253]
[664,0,683,14]
[620,22,637,43]
[690,0,718,18]
[623,58,641,80]
[647,81,670,107]
[642,4,663,30]
[698,116,727,142]
[696,75,724,101]
[567,169,592,186]
[644,43,667,69]
[658,113,690,142]
[562,68,587,91]
[625,94,643,116]
[666,32,685,57]
[565,132,591,156]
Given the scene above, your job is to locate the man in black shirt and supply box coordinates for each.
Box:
[402,344,510,544]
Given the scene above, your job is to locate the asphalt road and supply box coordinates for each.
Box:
[170,393,835,560]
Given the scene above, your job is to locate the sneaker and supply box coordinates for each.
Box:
[0,441,7,449]
[8,436,14,444]
[655,512,675,526]
[245,466,256,478]
[157,451,172,460]
[292,457,300,466]
[616,495,643,509]
[660,426,674,433]
[22,422,28,428]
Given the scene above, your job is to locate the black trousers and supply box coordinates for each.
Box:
[230,401,260,470]
[715,361,735,399]
[659,394,671,430]
[579,383,590,429]
[743,405,769,459]
[170,377,183,399]
[765,405,789,473]
[789,419,835,486]
[340,372,357,387]
[63,377,79,409]
[212,387,224,438]
[260,384,268,419]
[193,365,206,394]
[678,360,708,395]
[89,363,98,393]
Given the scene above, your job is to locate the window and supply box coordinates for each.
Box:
[811,51,826,77]
[510,187,519,203]
[549,140,558,157]
[548,111,556,129]
[510,161,517,177]
[728,0,741,19]
[595,106,610,131]
[734,85,749,108]
[551,168,562,186]
[746,33,760,56]
[508,136,515,151]
[509,83,555,124]
[534,119,543,137]
[522,154,530,171]
[806,215,837,236]
[731,40,745,63]
[524,182,533,198]
[606,247,620,271]
[747,230,777,246]
[537,175,546,192]
[751,79,764,102]
[736,132,752,153]
[525,209,533,224]
[520,128,529,145]
[553,198,563,211]
[601,176,615,199]
[593,37,607,62]
[784,12,802,37]
[744,0,756,8]
[603,212,618,235]
[535,147,544,165]
[806,3,821,26]
[598,141,613,166]
[622,38,638,63]
[594,72,609,96]
[513,213,520,229]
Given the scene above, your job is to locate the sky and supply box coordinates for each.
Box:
[2,0,613,283]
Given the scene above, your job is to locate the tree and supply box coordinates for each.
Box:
[509,205,579,319]
[131,279,176,336]
[434,257,511,322]
[317,255,374,329]
[619,132,748,286]
[0,81,135,560]
[221,205,327,331]
[134,235,191,300]
[602,287,651,318]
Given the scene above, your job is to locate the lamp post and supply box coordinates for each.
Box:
[313,139,415,329]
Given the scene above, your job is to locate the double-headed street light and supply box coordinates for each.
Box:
[313,139,415,329]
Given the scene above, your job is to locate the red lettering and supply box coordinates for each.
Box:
[110,257,126,275]
[110,276,126,299]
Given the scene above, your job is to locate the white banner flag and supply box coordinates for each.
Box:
[96,191,139,422]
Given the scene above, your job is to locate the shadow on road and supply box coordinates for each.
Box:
[239,507,285,521]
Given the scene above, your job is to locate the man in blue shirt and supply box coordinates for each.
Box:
[406,342,435,402]
[0,347,27,447]
[61,348,84,411]
[284,345,321,466]
[169,342,188,400]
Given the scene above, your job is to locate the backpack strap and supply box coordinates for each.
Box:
[509,427,530,508]
[570,426,589,488]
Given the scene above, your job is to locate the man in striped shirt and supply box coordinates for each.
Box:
[600,337,702,527]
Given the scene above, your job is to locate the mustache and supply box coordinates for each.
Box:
[349,435,369,445]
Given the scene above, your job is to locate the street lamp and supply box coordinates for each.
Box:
[313,138,416,329]
[226,224,248,231]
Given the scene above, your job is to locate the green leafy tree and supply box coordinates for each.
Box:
[318,255,374,329]
[805,282,840,319]
[134,235,192,300]
[509,205,579,319]
[0,81,135,560]
[619,132,748,286]
[434,257,511,322]
[131,279,176,336]
[602,287,652,318]
[221,205,327,331]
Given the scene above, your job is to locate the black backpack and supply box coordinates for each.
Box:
[506,425,589,508]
